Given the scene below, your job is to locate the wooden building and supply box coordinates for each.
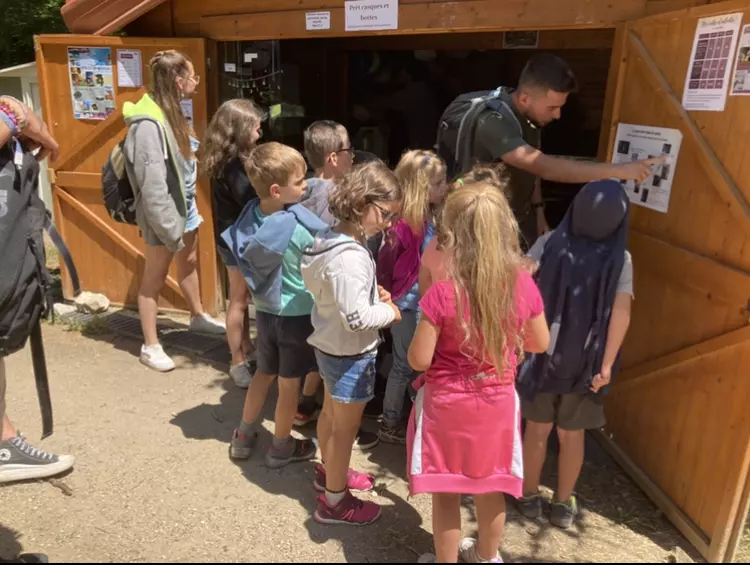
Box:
[39,0,750,561]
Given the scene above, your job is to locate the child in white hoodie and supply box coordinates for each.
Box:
[301,161,403,526]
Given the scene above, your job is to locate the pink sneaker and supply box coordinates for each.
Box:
[314,490,382,526]
[313,464,375,493]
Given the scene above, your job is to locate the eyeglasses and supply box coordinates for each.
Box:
[336,146,355,156]
[372,201,398,223]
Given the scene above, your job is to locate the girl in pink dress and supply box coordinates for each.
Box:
[407,181,550,563]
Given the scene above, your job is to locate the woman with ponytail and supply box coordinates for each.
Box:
[123,50,225,372]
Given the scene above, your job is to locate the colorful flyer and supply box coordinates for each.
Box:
[68,47,116,120]
[682,13,743,111]
[731,24,750,95]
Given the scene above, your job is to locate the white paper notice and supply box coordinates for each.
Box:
[117,49,142,88]
[180,99,194,127]
[306,11,331,31]
[682,13,742,111]
[117,49,143,88]
[345,0,398,32]
[731,24,750,95]
[224,63,237,73]
[611,123,683,214]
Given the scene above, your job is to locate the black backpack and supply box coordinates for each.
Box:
[0,141,80,438]
[101,139,137,225]
[435,87,522,178]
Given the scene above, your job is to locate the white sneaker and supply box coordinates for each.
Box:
[229,363,252,388]
[189,313,226,335]
[140,343,175,372]
[458,538,503,563]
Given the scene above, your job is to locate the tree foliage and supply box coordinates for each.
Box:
[0,0,67,68]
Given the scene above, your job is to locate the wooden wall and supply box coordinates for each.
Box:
[126,0,720,39]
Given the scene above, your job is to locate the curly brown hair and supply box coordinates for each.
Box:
[328,161,402,225]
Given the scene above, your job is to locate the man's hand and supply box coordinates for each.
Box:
[377,285,391,304]
[613,157,666,184]
[590,366,612,393]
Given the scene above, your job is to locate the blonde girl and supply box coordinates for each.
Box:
[376,149,447,443]
[123,50,224,373]
[406,182,550,563]
[301,161,403,526]
[202,99,263,388]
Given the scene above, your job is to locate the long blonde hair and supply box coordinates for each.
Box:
[439,181,523,378]
[202,99,263,180]
[394,149,446,234]
[149,50,194,158]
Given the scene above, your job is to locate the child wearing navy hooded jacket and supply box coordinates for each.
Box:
[516,179,634,529]
[222,142,328,469]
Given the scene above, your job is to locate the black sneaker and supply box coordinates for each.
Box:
[363,396,383,421]
[0,554,49,563]
[550,495,579,529]
[378,423,407,444]
[0,434,75,484]
[353,429,379,451]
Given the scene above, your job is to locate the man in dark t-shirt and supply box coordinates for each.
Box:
[471,54,661,248]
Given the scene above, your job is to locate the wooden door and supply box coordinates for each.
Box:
[598,1,750,561]
[34,35,219,314]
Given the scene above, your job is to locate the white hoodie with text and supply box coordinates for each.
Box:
[301,228,397,357]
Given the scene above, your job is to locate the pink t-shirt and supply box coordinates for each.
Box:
[416,271,544,389]
[420,238,447,290]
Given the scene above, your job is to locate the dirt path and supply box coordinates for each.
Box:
[1,325,699,562]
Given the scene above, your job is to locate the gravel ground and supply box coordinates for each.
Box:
[0,324,700,563]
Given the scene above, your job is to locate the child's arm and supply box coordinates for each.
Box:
[418,264,432,297]
[408,318,440,372]
[590,292,632,392]
[523,313,550,353]
[330,271,401,332]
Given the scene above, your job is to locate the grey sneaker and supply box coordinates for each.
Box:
[550,495,579,529]
[517,492,544,518]
[0,434,75,484]
[189,313,226,335]
[229,429,257,460]
[265,437,317,469]
[378,423,406,444]
[458,538,503,563]
[229,363,252,389]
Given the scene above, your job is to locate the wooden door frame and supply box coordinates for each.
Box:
[35,34,221,315]
[596,1,750,561]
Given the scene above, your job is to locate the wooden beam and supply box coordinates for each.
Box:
[328,29,615,51]
[614,325,750,392]
[597,24,628,161]
[56,172,102,191]
[591,429,711,557]
[200,0,645,40]
[635,0,750,25]
[723,464,750,563]
[55,188,184,298]
[626,30,750,228]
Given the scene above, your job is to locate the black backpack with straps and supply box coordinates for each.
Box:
[435,87,523,178]
[0,140,80,438]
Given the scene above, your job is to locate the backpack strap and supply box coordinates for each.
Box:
[43,212,81,297]
[29,320,53,438]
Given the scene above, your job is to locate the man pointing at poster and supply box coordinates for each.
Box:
[441,53,661,247]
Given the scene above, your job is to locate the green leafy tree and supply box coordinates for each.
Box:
[0,0,67,68]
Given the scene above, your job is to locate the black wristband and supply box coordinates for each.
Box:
[532,202,545,210]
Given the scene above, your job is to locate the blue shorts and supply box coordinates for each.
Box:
[184,194,203,233]
[315,349,377,404]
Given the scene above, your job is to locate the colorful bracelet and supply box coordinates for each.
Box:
[0,96,27,133]
[0,105,17,136]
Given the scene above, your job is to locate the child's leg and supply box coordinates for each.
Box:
[275,377,301,440]
[326,399,366,492]
[295,371,323,426]
[226,267,250,367]
[556,428,585,502]
[473,492,506,561]
[522,420,554,496]
[302,371,322,398]
[265,315,318,468]
[317,385,334,461]
[432,493,462,563]
[381,309,418,440]
[229,370,276,460]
